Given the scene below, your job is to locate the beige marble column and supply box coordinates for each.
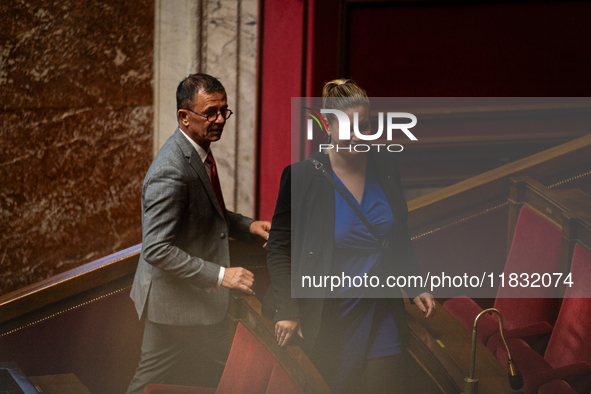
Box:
[153,0,257,217]
[153,0,199,155]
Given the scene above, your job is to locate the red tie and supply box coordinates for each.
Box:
[205,152,225,212]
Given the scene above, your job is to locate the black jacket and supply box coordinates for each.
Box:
[263,150,424,352]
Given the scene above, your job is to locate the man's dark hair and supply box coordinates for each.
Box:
[176,73,225,111]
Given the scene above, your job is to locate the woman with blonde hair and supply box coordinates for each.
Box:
[263,79,435,393]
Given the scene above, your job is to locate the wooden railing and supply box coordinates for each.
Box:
[407,133,591,238]
[0,245,140,335]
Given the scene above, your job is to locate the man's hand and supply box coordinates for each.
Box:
[250,221,271,246]
[275,318,303,347]
[221,267,255,295]
[413,292,437,318]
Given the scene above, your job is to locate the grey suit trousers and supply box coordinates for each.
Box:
[126,318,230,394]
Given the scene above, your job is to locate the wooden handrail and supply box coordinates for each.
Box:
[0,240,268,327]
[0,244,141,325]
[408,133,591,238]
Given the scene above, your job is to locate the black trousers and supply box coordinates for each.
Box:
[126,318,230,394]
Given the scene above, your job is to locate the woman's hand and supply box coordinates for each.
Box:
[250,220,271,247]
[413,292,436,318]
[275,318,304,347]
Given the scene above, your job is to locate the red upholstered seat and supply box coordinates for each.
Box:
[496,244,591,394]
[144,323,303,394]
[444,206,562,348]
[443,295,501,344]
[538,380,577,394]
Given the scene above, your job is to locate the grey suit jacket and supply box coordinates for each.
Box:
[130,128,253,326]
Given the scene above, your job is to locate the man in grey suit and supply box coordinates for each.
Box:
[126,73,270,393]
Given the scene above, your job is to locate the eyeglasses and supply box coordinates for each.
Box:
[187,108,233,122]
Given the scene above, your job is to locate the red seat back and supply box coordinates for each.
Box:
[538,379,577,394]
[544,244,591,369]
[494,206,562,329]
[215,323,276,394]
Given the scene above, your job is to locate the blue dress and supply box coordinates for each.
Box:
[313,169,401,394]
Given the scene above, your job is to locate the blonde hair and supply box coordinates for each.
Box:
[322,79,369,126]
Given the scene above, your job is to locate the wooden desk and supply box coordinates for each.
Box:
[405,299,515,394]
[28,374,91,394]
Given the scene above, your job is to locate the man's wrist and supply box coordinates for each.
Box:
[216,266,225,289]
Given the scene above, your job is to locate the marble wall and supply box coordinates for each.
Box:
[154,0,258,217]
[0,1,154,295]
